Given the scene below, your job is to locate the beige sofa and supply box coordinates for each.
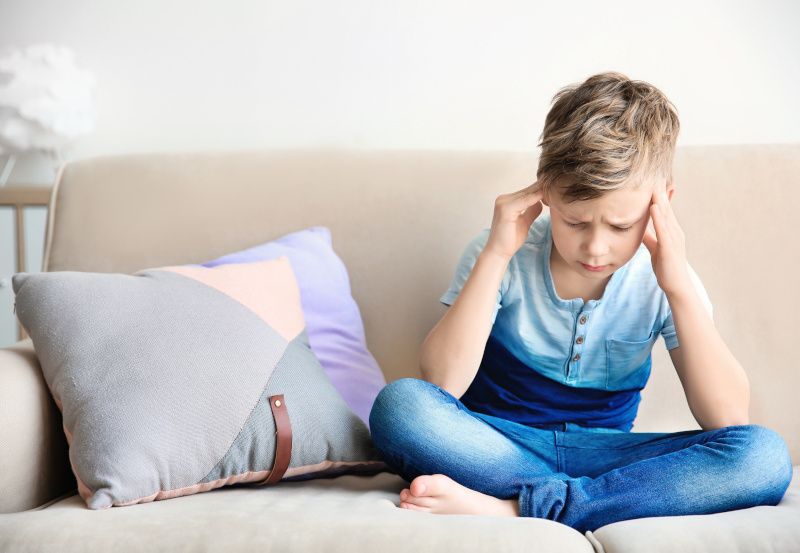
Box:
[0,145,798,552]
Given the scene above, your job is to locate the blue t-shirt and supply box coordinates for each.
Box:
[439,210,713,431]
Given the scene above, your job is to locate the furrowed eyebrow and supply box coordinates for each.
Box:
[554,204,645,226]
[565,216,636,226]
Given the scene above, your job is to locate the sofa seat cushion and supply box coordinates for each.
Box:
[2,469,799,552]
[0,472,594,553]
[588,466,800,552]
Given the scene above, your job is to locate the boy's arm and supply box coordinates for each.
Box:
[422,181,543,399]
[666,286,750,431]
[420,249,510,399]
[643,186,750,431]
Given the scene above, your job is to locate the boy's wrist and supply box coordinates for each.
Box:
[479,247,513,265]
[665,284,701,310]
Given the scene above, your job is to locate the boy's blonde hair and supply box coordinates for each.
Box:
[536,71,680,204]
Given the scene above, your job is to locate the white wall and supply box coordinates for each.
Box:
[1,0,798,182]
[0,0,798,344]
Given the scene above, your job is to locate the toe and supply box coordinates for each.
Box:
[412,473,455,497]
[404,493,436,508]
[410,475,438,497]
[400,501,430,512]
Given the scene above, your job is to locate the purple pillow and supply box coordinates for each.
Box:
[198,226,385,429]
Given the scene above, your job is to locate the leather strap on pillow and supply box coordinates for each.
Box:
[262,394,292,485]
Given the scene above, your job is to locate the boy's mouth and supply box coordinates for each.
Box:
[581,262,608,272]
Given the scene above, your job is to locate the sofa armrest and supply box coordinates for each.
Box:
[0,339,75,513]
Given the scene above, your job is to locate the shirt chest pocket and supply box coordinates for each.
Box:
[605,331,656,391]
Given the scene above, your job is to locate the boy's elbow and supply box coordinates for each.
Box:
[418,364,461,399]
[418,363,443,389]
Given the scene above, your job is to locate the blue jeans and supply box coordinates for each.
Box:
[368,378,793,533]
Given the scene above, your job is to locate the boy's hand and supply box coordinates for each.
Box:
[484,180,544,260]
[641,185,693,297]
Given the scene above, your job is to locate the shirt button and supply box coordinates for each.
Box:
[576,336,584,344]
[573,354,581,361]
[579,315,587,324]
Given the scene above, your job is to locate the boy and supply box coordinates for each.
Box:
[368,72,793,532]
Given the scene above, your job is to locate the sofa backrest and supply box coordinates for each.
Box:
[42,145,800,460]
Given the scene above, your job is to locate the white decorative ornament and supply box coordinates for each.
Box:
[0,44,96,185]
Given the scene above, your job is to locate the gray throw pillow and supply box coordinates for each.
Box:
[12,257,387,509]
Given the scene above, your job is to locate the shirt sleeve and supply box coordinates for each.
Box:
[660,262,714,350]
[439,229,512,325]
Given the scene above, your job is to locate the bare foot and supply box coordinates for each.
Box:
[398,473,519,517]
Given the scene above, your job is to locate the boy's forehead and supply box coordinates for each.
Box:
[552,184,654,224]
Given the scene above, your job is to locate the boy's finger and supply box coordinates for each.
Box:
[651,203,673,245]
[660,191,680,227]
[641,227,656,254]
[518,201,542,227]
[645,215,656,237]
[510,194,542,215]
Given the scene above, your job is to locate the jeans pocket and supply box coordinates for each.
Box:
[605,330,655,390]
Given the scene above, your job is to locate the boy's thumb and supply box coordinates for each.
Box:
[521,201,542,227]
[641,228,656,254]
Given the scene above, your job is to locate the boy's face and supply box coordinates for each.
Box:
[543,177,674,279]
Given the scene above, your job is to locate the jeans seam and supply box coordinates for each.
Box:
[555,430,563,473]
[519,484,534,518]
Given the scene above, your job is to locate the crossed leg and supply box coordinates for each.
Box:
[368,378,794,532]
[521,421,793,532]
[368,378,573,515]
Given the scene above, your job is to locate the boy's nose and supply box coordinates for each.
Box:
[584,241,610,259]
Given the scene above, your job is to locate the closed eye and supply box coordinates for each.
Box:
[566,222,632,232]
